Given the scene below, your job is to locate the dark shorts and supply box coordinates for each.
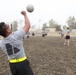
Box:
[32,33,35,36]
[42,34,45,37]
[27,36,29,38]
[65,35,70,39]
[9,59,34,75]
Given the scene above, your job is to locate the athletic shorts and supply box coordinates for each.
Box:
[65,35,70,39]
[9,59,34,75]
[32,33,35,36]
[27,36,29,38]
[42,34,45,37]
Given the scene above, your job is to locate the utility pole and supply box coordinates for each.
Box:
[11,24,12,32]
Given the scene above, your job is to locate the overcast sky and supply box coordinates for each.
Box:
[0,0,76,29]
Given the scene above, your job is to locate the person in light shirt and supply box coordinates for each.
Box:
[59,30,64,41]
[63,27,71,46]
[0,11,34,75]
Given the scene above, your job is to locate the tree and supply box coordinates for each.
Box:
[31,25,35,29]
[56,25,61,31]
[66,16,76,29]
[49,19,58,28]
[63,25,67,29]
[42,23,48,29]
[31,25,35,31]
[12,21,18,32]
[18,20,24,29]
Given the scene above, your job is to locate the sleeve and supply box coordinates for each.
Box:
[14,29,26,40]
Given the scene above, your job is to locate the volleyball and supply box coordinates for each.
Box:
[26,4,34,13]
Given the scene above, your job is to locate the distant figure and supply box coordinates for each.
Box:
[32,31,35,36]
[27,31,30,39]
[64,27,71,46]
[42,29,47,37]
[59,30,64,41]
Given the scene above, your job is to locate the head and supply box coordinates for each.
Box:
[0,22,12,37]
[67,27,70,30]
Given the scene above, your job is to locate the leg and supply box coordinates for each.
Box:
[9,63,18,75]
[67,40,70,46]
[17,60,34,75]
[64,39,67,45]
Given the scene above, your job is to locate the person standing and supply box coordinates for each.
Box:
[0,11,34,75]
[42,29,46,37]
[26,31,30,39]
[59,30,64,41]
[64,27,71,46]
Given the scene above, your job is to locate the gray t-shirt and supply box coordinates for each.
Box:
[0,29,26,60]
[65,29,71,35]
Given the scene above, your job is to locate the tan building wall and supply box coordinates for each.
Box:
[45,28,56,32]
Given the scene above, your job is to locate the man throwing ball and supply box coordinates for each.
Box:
[0,11,34,75]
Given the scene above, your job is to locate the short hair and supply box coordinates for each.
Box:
[0,22,7,37]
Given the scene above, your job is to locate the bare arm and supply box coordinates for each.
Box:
[21,11,30,33]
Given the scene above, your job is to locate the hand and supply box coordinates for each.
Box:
[21,11,26,16]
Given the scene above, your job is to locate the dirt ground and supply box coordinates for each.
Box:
[0,36,76,75]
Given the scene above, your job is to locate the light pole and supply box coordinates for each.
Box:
[11,24,12,32]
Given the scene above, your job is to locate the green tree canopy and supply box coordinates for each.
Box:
[49,19,58,28]
[66,16,76,29]
[42,23,48,29]
[12,21,18,32]
[55,25,61,31]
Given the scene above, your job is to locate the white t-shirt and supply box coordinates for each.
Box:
[0,29,26,60]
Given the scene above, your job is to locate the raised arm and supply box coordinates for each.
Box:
[21,11,30,33]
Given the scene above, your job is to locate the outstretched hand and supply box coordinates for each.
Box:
[21,11,26,16]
